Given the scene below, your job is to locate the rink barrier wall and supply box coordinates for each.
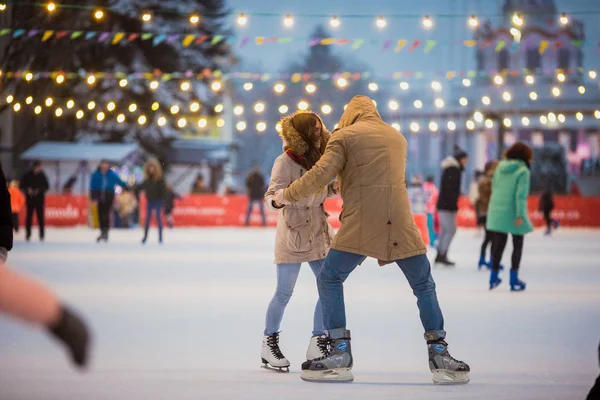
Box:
[18,194,600,228]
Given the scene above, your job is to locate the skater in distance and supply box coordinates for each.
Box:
[274,96,470,384]
[261,111,339,373]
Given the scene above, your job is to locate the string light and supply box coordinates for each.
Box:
[548,112,556,123]
[13,103,21,112]
[86,100,95,110]
[149,80,159,90]
[180,81,191,91]
[211,81,222,92]
[189,14,200,25]
[47,2,56,13]
[6,95,13,103]
[237,13,248,26]
[336,77,348,88]
[589,70,597,80]
[482,96,491,105]
[254,102,265,113]
[576,112,583,121]
[540,115,548,124]
[76,110,85,119]
[376,16,386,29]
[447,121,456,131]
[522,116,530,126]
[107,101,116,111]
[474,111,484,122]
[321,104,332,115]
[119,79,128,88]
[525,75,535,85]
[276,123,282,133]
[138,115,147,125]
[388,100,399,111]
[595,110,600,119]
[117,113,125,123]
[97,111,105,121]
[485,119,494,129]
[170,105,180,114]
[216,119,225,128]
[305,83,317,93]
[157,116,167,126]
[578,86,586,94]
[399,82,409,90]
[236,121,247,132]
[434,98,445,109]
[142,12,152,22]
[66,99,75,109]
[559,12,568,25]
[274,82,286,93]
[429,121,438,132]
[198,119,208,128]
[466,120,475,130]
[188,102,200,113]
[243,82,253,91]
[493,75,503,85]
[25,96,33,105]
[529,91,538,101]
[34,105,42,114]
[431,81,442,92]
[94,9,104,20]
[368,82,379,92]
[556,72,565,82]
[177,118,187,128]
[510,28,522,43]
[297,100,309,111]
[413,100,423,109]
[0,4,6,11]
[87,75,96,85]
[45,97,53,107]
[55,74,65,84]
[128,103,137,112]
[283,14,294,27]
[25,72,33,82]
[512,13,523,26]
[502,91,512,102]
[462,78,471,87]
[151,102,160,111]
[410,122,420,133]
[558,114,566,123]
[459,97,468,106]
[391,123,401,131]
[468,15,478,28]
[422,15,433,29]
[552,87,561,97]
[503,118,512,128]
[256,121,267,132]
[330,16,340,28]
[278,105,288,114]
[233,105,244,115]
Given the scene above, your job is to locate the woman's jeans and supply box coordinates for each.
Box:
[143,200,164,242]
[264,259,325,337]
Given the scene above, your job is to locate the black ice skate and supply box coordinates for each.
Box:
[48,306,91,369]
[261,333,290,372]
[301,328,353,383]
[426,333,470,385]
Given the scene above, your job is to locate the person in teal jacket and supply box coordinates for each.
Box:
[486,142,534,291]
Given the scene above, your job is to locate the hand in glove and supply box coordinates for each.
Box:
[273,189,290,207]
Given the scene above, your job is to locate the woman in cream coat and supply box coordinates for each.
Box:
[261,111,337,372]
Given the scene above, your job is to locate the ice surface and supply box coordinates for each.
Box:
[1,227,599,400]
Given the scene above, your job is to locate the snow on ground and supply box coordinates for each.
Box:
[0,227,599,400]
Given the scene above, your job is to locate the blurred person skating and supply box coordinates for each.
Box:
[470,170,484,236]
[435,149,468,266]
[139,159,167,244]
[90,160,128,242]
[487,142,534,291]
[261,111,337,372]
[8,180,25,234]
[245,166,267,227]
[190,174,210,194]
[115,189,137,228]
[20,160,49,242]
[423,176,439,247]
[0,160,90,369]
[539,187,559,236]
[476,161,504,270]
[165,185,182,229]
[275,96,469,384]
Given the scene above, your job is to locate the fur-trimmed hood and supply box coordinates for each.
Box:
[440,156,461,170]
[278,112,331,155]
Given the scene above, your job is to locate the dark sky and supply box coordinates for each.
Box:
[226,0,600,75]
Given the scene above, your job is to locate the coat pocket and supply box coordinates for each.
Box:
[283,209,311,253]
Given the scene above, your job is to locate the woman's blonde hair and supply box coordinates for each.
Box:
[143,159,163,180]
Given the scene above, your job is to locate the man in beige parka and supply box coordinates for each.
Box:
[274,96,470,384]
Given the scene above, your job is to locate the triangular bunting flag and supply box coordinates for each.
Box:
[112,32,125,45]
[182,35,195,47]
[382,40,392,51]
[409,40,421,52]
[13,29,25,38]
[128,33,139,42]
[152,34,166,46]
[464,40,477,47]
[0,28,11,36]
[167,34,179,43]
[424,40,436,53]
[394,39,407,52]
[56,31,69,39]
[321,38,335,45]
[572,40,583,47]
[256,37,265,45]
[240,37,249,48]
[510,42,519,52]
[211,35,223,45]
[195,35,208,44]
[85,31,97,40]
[495,40,506,52]
[554,41,563,48]
[309,38,319,46]
[98,32,110,42]
[27,30,39,37]
[71,31,83,39]
[141,33,153,40]
[539,40,549,54]
[278,38,293,43]
[351,39,364,50]
[42,30,54,42]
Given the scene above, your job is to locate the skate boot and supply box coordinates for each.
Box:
[489,269,502,290]
[306,334,329,361]
[477,256,488,270]
[425,332,470,385]
[261,333,290,372]
[48,306,91,369]
[509,270,526,292]
[435,252,456,266]
[301,328,353,382]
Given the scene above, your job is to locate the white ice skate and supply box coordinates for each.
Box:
[306,335,329,361]
[261,333,290,373]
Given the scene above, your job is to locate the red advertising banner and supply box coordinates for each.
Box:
[20,194,600,228]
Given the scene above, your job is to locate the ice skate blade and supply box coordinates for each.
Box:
[301,368,354,383]
[432,370,470,385]
[261,363,290,373]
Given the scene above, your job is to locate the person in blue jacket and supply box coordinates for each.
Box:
[90,160,128,242]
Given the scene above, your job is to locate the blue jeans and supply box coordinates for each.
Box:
[245,199,266,226]
[318,250,445,337]
[143,200,164,241]
[264,259,326,336]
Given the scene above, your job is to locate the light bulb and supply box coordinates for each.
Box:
[47,2,56,12]
[107,101,116,111]
[237,13,248,26]
[254,102,265,113]
[66,99,75,109]
[94,10,104,20]
[422,15,433,29]
[482,96,491,105]
[336,77,348,88]
[25,72,33,81]
[116,114,125,123]
[540,115,548,124]
[189,14,200,25]
[34,105,42,114]
[198,119,208,128]
[283,14,293,27]
[559,13,568,26]
[177,118,187,128]
[142,12,152,22]
[410,122,420,132]
[431,81,442,92]
[466,120,475,130]
[512,13,523,26]
[149,80,159,90]
[525,75,535,85]
[151,102,160,111]
[97,111,105,121]
[552,87,561,97]
[171,105,180,115]
[413,100,423,109]
[214,104,224,113]
[503,118,512,127]
[529,91,538,101]
[87,75,96,85]
[368,82,379,92]
[558,114,566,123]
[376,16,386,29]
[180,81,191,91]
[157,116,167,126]
[521,116,530,126]
[128,103,137,113]
[297,101,308,111]
[493,75,503,85]
[55,74,65,84]
[5,95,13,103]
[243,82,253,91]
[391,123,401,131]
[485,119,494,129]
[502,91,512,102]
[274,83,285,94]
[119,79,128,88]
[589,70,597,80]
[330,16,340,28]
[434,98,445,109]
[576,112,583,121]
[211,81,222,92]
[76,110,85,119]
[429,121,439,132]
[305,83,317,94]
[468,15,478,28]
[459,97,468,106]
[321,104,332,115]
[25,96,33,105]
[216,119,225,128]
[45,97,53,107]
[256,121,267,132]
[556,72,565,82]
[233,105,244,115]
[236,121,247,131]
[276,123,282,132]
[13,103,21,112]
[388,100,399,111]
[548,112,556,122]
[399,82,409,90]
[278,105,288,114]
[595,110,600,120]
[462,78,471,87]
[578,86,586,94]
[447,121,456,131]
[137,115,147,125]
[474,111,484,122]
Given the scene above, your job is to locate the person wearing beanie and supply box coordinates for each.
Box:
[0,160,90,369]
[435,149,469,266]
[19,160,49,242]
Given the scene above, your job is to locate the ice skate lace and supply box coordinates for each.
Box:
[267,334,285,359]
[437,340,465,364]
[316,336,330,356]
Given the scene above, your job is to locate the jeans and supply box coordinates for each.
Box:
[264,259,325,336]
[437,210,457,254]
[143,200,164,241]
[491,231,524,272]
[426,213,437,246]
[318,249,445,337]
[97,199,113,237]
[245,199,266,226]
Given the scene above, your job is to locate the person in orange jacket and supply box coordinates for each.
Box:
[8,180,25,233]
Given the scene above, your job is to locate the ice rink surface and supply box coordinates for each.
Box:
[0,227,599,400]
